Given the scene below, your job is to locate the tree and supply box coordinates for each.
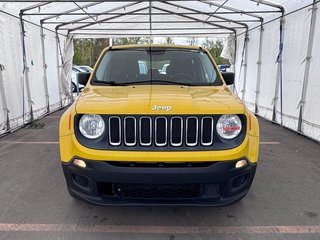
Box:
[202,38,229,65]
[186,37,198,46]
[73,38,109,67]
[113,37,142,45]
[165,37,174,44]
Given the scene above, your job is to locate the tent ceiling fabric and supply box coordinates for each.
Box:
[0,0,313,37]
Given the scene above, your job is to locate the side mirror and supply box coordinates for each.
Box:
[77,72,91,85]
[222,72,234,85]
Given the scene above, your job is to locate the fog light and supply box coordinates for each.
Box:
[235,159,247,169]
[73,159,87,168]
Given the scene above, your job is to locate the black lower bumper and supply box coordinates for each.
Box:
[62,159,256,206]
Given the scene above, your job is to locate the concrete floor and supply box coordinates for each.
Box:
[0,109,319,240]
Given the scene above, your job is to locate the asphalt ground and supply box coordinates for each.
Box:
[0,109,319,240]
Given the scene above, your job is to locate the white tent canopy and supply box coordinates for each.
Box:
[0,0,319,142]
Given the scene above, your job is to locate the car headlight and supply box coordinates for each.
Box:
[79,114,105,139]
[216,114,242,139]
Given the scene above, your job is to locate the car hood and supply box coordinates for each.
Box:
[75,85,245,115]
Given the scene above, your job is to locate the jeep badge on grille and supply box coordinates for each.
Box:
[151,105,172,111]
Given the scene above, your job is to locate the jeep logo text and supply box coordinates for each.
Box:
[151,105,172,111]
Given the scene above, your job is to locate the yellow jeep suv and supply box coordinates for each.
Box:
[59,45,259,206]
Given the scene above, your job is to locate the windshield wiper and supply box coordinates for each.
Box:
[93,80,127,86]
[123,80,196,86]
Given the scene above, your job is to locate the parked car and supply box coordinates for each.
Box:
[218,64,231,73]
[71,67,85,92]
[78,65,93,73]
[60,45,259,206]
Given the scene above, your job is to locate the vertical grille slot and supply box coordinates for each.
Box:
[109,117,121,146]
[170,117,183,146]
[201,117,214,146]
[124,117,136,146]
[155,117,167,146]
[139,117,152,146]
[186,117,198,146]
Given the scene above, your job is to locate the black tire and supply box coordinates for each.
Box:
[71,82,77,93]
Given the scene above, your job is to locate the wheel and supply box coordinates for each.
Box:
[71,82,77,93]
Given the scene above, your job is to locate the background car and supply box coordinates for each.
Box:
[78,65,93,73]
[218,64,231,73]
[71,66,86,92]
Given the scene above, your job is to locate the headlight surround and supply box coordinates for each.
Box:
[216,114,242,139]
[79,114,105,139]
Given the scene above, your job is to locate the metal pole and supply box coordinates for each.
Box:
[55,31,63,108]
[44,20,261,24]
[254,22,264,114]
[23,10,282,16]
[109,38,113,47]
[272,15,285,124]
[149,0,153,44]
[68,6,150,33]
[40,24,50,113]
[19,12,34,123]
[0,64,10,131]
[240,30,249,101]
[297,0,318,132]
[41,2,102,23]
[71,32,234,36]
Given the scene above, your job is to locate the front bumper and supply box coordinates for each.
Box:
[62,159,256,206]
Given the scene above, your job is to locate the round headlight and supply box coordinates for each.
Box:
[216,114,242,139]
[79,114,105,139]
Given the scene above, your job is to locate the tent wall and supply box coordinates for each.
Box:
[302,5,320,140]
[44,29,63,110]
[235,3,320,142]
[0,9,65,135]
[0,13,26,133]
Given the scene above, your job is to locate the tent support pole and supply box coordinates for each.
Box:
[230,34,237,93]
[163,2,248,29]
[240,29,249,101]
[0,64,10,131]
[40,23,50,113]
[149,0,152,43]
[63,3,147,32]
[254,22,264,114]
[19,12,34,123]
[298,0,318,133]
[272,15,285,124]
[55,30,63,108]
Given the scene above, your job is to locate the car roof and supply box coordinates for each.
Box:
[110,44,202,51]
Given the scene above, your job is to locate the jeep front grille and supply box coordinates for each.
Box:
[74,114,246,151]
[107,115,214,148]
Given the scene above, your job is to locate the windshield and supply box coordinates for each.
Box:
[92,48,222,86]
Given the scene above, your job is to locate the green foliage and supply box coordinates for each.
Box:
[201,38,229,65]
[113,37,152,45]
[165,37,174,45]
[73,38,109,67]
[73,37,229,66]
[186,37,199,46]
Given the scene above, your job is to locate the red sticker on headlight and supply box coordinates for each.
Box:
[223,126,241,131]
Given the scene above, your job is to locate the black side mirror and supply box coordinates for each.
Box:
[77,72,91,85]
[222,72,234,85]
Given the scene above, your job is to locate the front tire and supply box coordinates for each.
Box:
[71,82,77,93]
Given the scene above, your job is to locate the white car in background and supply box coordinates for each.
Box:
[72,66,86,92]
[78,65,93,73]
